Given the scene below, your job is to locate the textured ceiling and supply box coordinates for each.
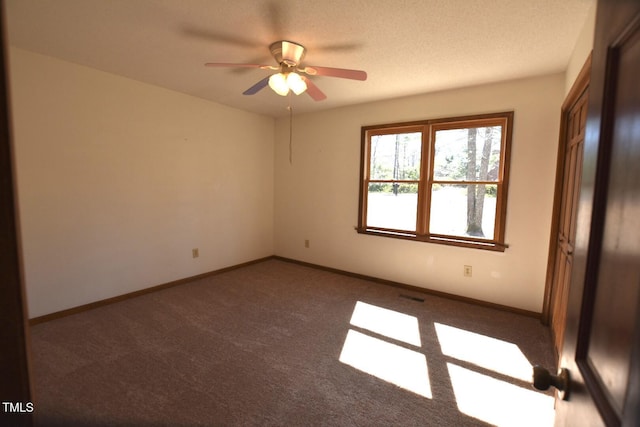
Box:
[5,0,594,118]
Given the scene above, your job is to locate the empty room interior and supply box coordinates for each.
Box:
[2,0,608,425]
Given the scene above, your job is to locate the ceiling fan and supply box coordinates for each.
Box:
[205,40,367,101]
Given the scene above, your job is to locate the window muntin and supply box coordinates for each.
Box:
[358,113,512,251]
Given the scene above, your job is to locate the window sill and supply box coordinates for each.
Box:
[355,227,508,252]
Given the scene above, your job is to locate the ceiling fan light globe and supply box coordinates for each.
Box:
[287,72,307,95]
[268,73,290,96]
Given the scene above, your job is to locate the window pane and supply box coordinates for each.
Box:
[370,132,422,180]
[367,183,418,231]
[433,126,502,181]
[429,184,497,239]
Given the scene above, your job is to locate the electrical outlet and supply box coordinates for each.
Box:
[464,265,472,277]
[304,239,310,248]
[192,248,199,258]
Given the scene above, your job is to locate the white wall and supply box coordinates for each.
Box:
[274,74,564,313]
[9,48,275,318]
[565,1,596,92]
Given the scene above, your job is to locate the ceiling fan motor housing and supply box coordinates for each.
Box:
[270,40,306,67]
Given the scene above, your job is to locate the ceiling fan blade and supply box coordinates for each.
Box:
[243,76,271,95]
[302,77,327,101]
[205,62,275,69]
[302,66,367,81]
[182,26,260,49]
[265,1,287,41]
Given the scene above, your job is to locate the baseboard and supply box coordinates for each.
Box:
[30,254,540,325]
[28,256,276,325]
[273,256,541,319]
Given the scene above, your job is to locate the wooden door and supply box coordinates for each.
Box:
[555,1,640,426]
[548,76,589,358]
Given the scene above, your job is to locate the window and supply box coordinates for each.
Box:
[358,112,513,251]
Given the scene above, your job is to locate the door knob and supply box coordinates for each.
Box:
[532,366,571,400]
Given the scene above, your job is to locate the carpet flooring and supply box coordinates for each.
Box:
[29,259,556,426]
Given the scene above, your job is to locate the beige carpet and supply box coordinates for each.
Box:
[29,259,556,426]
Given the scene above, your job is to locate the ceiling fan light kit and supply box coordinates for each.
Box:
[285,72,307,95]
[268,73,289,96]
[204,40,367,101]
[268,71,307,96]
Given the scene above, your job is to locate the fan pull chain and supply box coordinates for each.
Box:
[287,96,293,165]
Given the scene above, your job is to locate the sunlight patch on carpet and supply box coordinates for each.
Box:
[349,301,422,346]
[434,322,533,381]
[447,363,555,427]
[339,329,432,398]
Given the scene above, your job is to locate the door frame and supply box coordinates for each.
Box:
[0,1,33,425]
[542,53,592,328]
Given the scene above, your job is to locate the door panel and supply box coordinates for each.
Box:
[550,85,588,356]
[577,16,640,424]
[555,1,640,426]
